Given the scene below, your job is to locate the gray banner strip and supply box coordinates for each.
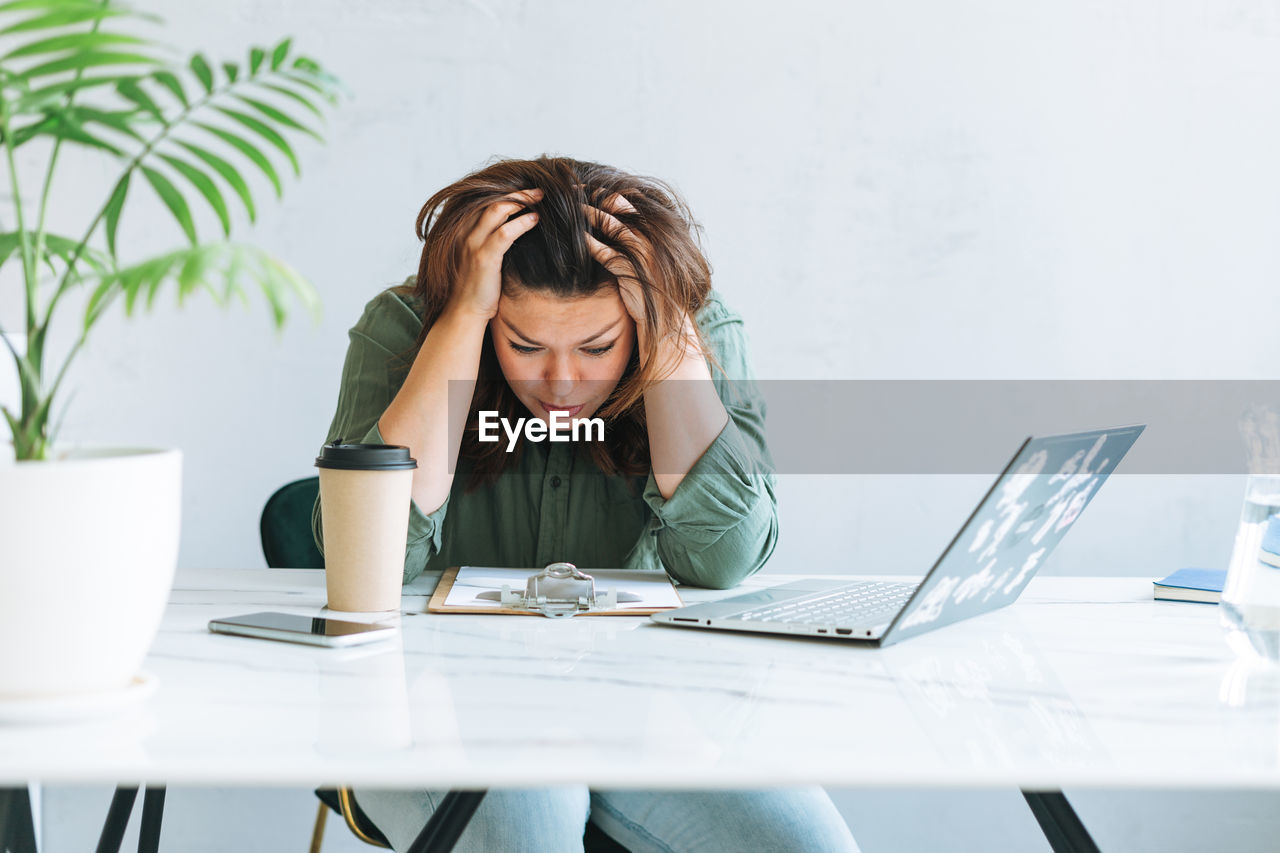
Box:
[449,380,1280,474]
[759,380,1279,474]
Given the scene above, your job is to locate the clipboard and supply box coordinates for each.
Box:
[428,565,684,617]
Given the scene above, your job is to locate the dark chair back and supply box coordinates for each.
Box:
[260,477,325,569]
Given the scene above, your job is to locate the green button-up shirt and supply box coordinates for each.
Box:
[313,282,777,589]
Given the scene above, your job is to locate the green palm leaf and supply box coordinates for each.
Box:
[0,232,20,267]
[166,244,210,309]
[213,106,299,174]
[84,243,319,332]
[278,69,338,103]
[0,0,157,16]
[157,152,230,236]
[269,37,291,71]
[41,233,110,274]
[63,123,123,155]
[252,81,324,121]
[141,165,196,244]
[188,52,212,93]
[10,108,126,154]
[258,252,321,328]
[291,56,341,91]
[0,231,107,273]
[232,95,320,141]
[103,173,130,258]
[12,74,140,112]
[150,69,186,107]
[0,31,148,60]
[194,121,282,196]
[116,78,164,122]
[173,140,255,222]
[0,0,92,12]
[0,6,132,37]
[69,106,147,141]
[15,50,157,79]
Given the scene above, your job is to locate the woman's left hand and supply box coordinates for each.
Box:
[582,193,652,330]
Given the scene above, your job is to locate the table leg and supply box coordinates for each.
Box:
[95,787,138,853]
[406,790,487,853]
[91,786,168,853]
[138,788,166,853]
[1,787,39,853]
[1022,790,1101,853]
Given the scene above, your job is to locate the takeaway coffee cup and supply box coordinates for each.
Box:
[315,443,417,612]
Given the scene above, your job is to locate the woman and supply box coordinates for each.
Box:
[316,156,858,852]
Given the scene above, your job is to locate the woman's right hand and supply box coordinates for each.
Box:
[447,188,543,321]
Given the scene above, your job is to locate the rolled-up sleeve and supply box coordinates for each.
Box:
[638,294,779,589]
[311,288,449,583]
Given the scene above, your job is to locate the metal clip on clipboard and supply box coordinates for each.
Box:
[498,562,619,618]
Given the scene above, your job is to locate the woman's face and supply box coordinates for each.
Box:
[490,283,635,426]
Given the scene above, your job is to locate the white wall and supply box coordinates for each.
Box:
[9,0,1280,849]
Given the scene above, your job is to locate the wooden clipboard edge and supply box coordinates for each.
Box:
[425,564,462,613]
[426,565,684,616]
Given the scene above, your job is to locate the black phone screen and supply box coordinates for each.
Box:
[213,611,387,637]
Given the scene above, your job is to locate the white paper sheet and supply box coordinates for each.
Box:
[443,566,682,610]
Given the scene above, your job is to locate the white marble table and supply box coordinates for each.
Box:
[1,568,1276,792]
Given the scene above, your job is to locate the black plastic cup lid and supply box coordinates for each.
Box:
[315,443,417,471]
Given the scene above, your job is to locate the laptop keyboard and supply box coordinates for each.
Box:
[733,582,917,627]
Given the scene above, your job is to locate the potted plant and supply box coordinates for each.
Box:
[0,0,339,699]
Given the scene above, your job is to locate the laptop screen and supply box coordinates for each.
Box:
[882,425,1145,646]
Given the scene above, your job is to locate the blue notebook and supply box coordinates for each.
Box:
[1153,568,1225,604]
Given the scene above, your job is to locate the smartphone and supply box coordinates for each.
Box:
[208,611,397,647]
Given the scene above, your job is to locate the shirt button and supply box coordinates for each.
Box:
[550,476,562,488]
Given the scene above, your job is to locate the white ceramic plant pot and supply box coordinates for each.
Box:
[0,446,182,698]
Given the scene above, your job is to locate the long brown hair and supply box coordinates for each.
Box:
[410,155,713,488]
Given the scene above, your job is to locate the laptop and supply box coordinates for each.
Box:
[650,425,1145,646]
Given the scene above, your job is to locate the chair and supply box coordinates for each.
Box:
[261,477,630,853]
[260,477,326,570]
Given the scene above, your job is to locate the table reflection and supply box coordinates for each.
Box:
[879,620,1104,771]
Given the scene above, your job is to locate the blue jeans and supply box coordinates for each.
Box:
[353,786,860,852]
